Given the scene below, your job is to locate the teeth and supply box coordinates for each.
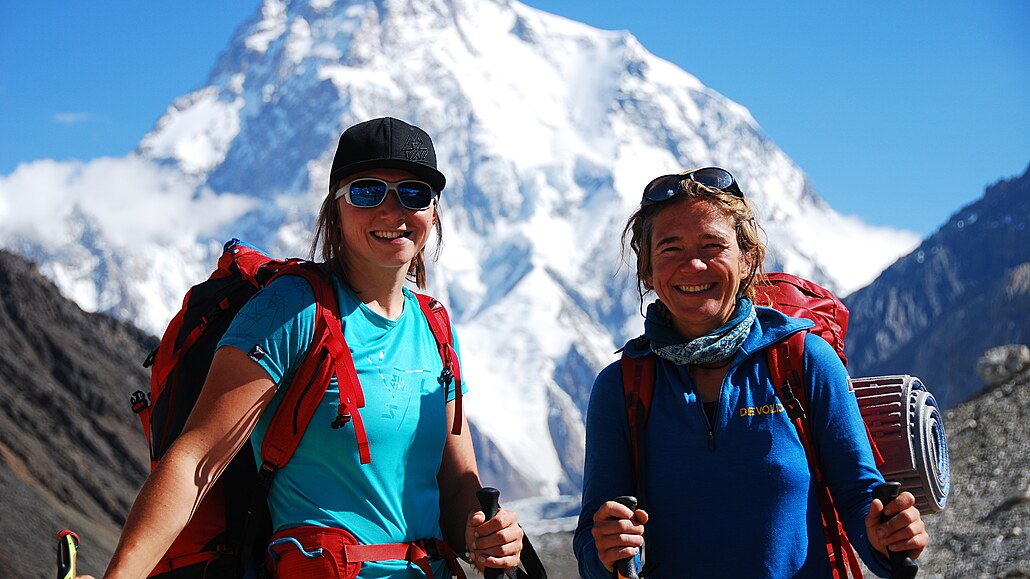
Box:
[373,231,405,239]
[677,283,714,293]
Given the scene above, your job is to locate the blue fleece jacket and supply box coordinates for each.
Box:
[574,306,891,578]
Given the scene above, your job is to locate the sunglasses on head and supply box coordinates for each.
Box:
[335,178,438,211]
[642,167,743,203]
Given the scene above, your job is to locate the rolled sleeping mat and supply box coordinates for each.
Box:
[850,374,950,513]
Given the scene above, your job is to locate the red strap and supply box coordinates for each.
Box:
[342,543,430,575]
[837,521,864,579]
[149,294,242,455]
[325,317,372,464]
[620,352,655,488]
[432,540,467,578]
[767,331,860,579]
[260,265,365,466]
[767,332,807,419]
[267,526,465,579]
[864,419,886,467]
[148,549,220,575]
[150,290,224,395]
[259,270,462,469]
[415,294,463,436]
[346,540,465,579]
[129,391,155,467]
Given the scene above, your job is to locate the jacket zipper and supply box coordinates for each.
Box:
[693,370,728,452]
[694,380,718,451]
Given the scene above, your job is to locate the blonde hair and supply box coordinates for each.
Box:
[621,176,767,302]
[309,191,443,289]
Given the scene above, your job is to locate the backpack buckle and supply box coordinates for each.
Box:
[780,381,807,421]
[130,390,150,413]
[439,366,454,387]
[256,461,278,490]
[331,412,352,429]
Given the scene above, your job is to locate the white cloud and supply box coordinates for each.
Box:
[0,155,257,247]
[52,112,95,124]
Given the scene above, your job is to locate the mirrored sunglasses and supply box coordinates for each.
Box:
[335,178,437,211]
[642,167,743,204]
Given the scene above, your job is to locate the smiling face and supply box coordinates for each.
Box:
[644,197,751,339]
[335,168,437,282]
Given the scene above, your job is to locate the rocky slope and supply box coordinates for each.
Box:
[845,164,1030,409]
[0,250,153,578]
[913,344,1030,577]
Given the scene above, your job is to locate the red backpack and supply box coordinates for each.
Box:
[130,238,462,578]
[620,272,882,579]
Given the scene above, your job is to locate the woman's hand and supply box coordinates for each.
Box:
[591,500,649,572]
[465,506,523,573]
[865,490,929,559]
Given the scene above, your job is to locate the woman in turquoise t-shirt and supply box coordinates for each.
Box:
[85,118,523,579]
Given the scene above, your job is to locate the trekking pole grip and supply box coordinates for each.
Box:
[476,487,516,579]
[872,482,918,579]
[56,530,79,579]
[612,496,640,579]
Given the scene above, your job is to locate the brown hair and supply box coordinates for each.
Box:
[309,190,443,289]
[621,176,767,302]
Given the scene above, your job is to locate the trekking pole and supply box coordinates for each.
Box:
[56,530,80,579]
[612,496,640,579]
[873,482,918,579]
[476,487,516,579]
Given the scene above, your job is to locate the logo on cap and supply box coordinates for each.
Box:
[402,134,429,162]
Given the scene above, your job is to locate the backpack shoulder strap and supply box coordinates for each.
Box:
[414,293,464,436]
[259,263,366,466]
[767,331,809,421]
[767,331,862,579]
[620,349,655,490]
[238,263,355,569]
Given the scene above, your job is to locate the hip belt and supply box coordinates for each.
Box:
[265,526,465,579]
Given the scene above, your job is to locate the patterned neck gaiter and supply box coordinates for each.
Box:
[647,298,756,366]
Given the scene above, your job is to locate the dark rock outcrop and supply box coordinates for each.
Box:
[845,164,1030,409]
[0,250,154,578]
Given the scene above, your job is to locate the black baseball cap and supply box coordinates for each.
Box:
[328,117,447,193]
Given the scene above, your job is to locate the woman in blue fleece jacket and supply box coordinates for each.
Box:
[574,168,928,578]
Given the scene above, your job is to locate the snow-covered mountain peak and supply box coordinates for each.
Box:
[1,0,920,501]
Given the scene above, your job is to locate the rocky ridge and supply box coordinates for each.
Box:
[0,250,153,578]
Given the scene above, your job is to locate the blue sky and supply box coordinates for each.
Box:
[1,1,1027,236]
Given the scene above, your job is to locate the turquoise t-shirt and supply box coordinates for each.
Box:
[218,273,464,578]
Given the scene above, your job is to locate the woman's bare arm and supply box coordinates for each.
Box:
[437,403,523,573]
[97,347,275,579]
